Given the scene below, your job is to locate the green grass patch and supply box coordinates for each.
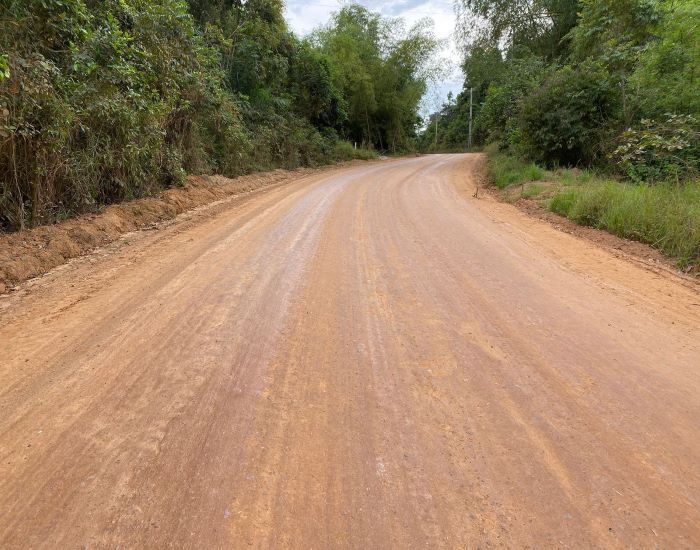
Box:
[549,179,700,269]
[486,148,547,189]
[559,169,595,186]
[522,183,546,198]
[331,141,378,161]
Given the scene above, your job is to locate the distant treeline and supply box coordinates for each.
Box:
[422,0,699,181]
[0,1,438,230]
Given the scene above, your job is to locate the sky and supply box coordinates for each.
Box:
[283,0,465,116]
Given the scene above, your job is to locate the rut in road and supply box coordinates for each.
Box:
[1,154,699,548]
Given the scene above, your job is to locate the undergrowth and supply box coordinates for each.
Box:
[486,145,547,189]
[485,147,700,270]
[331,142,378,161]
[550,180,700,270]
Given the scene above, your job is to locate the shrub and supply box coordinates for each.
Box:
[331,141,377,161]
[518,62,618,167]
[612,114,699,182]
[475,54,545,151]
[0,0,236,229]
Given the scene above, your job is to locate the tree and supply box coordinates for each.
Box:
[313,5,438,151]
[458,0,579,59]
[569,0,663,124]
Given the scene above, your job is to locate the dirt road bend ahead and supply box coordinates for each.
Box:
[1,154,699,548]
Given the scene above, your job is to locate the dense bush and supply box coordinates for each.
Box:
[428,0,699,182]
[629,1,700,120]
[475,54,545,151]
[0,0,246,229]
[518,62,617,166]
[612,115,699,182]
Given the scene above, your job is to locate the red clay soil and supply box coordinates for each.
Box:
[1,154,699,548]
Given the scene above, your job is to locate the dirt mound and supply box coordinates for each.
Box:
[0,166,344,293]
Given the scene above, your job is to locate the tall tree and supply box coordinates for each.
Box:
[313,5,438,151]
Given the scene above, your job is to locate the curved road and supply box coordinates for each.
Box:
[1,155,699,548]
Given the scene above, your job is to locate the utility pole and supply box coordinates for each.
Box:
[434,113,439,147]
[468,87,473,150]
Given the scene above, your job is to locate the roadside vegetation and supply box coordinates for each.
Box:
[550,179,700,270]
[485,149,700,270]
[485,146,546,189]
[422,0,699,270]
[0,1,438,230]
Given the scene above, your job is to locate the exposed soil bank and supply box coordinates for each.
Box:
[0,161,375,292]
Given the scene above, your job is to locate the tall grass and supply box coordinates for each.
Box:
[331,141,378,161]
[486,147,547,189]
[550,180,700,269]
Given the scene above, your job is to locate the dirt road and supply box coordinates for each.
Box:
[1,154,699,548]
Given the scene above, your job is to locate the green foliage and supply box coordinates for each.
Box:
[518,62,618,166]
[330,141,378,161]
[0,1,430,230]
[569,0,662,66]
[522,183,546,198]
[290,42,346,128]
[417,92,469,151]
[487,149,547,189]
[476,54,545,150]
[569,0,664,126]
[628,1,700,119]
[459,0,579,59]
[417,42,509,151]
[550,179,700,269]
[0,0,221,229]
[612,114,699,182]
[313,5,438,152]
[449,0,700,179]
[426,0,577,153]
[559,168,595,186]
[0,54,9,81]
